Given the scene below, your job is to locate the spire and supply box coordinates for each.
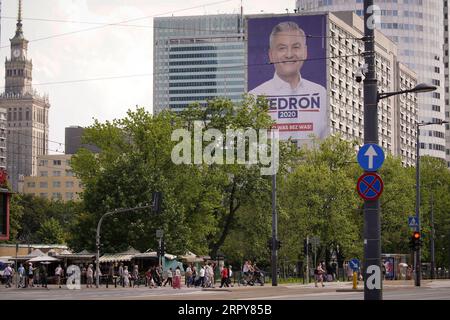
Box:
[15,0,24,38]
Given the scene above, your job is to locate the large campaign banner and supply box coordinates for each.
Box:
[247,15,328,141]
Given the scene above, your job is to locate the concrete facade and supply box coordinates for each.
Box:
[0,2,50,191]
[154,12,418,166]
[21,154,83,202]
[296,0,447,163]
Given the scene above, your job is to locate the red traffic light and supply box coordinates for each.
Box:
[413,231,421,239]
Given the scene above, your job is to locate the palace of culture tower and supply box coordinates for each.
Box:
[0,0,50,191]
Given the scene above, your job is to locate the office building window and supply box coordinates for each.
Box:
[40,171,48,177]
[53,181,61,188]
[65,181,74,188]
[53,160,62,166]
[53,171,61,177]
[65,192,74,200]
[52,193,62,200]
[40,182,48,188]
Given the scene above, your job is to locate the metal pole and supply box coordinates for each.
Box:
[363,0,382,300]
[306,236,309,284]
[15,243,18,288]
[158,237,162,270]
[95,213,109,289]
[415,124,421,286]
[94,204,154,289]
[430,193,435,279]
[271,130,278,286]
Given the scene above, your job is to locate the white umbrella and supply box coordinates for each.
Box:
[27,255,59,263]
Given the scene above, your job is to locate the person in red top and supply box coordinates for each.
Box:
[220,265,229,288]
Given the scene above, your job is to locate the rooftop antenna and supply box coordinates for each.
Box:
[240,0,244,34]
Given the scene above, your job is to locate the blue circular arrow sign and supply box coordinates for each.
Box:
[357,144,385,171]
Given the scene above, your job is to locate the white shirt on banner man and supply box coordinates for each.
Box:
[249,21,327,141]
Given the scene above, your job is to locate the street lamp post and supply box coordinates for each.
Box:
[95,203,155,288]
[415,120,448,286]
[361,2,436,296]
[362,0,437,301]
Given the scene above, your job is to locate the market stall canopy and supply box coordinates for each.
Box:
[28,249,45,257]
[27,255,60,263]
[99,247,141,263]
[179,251,203,263]
[0,256,13,263]
[133,251,158,259]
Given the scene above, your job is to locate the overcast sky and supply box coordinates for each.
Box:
[0,0,296,154]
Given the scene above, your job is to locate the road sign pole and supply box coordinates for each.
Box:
[363,0,382,300]
[271,130,278,287]
[306,236,309,284]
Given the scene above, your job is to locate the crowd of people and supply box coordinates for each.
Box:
[2,262,57,289]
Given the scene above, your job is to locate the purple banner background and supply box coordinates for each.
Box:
[247,15,327,91]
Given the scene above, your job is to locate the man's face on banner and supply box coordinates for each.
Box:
[269,29,307,80]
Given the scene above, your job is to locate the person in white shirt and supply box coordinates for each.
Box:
[199,265,206,288]
[4,264,13,288]
[55,264,63,288]
[18,264,25,288]
[249,21,327,140]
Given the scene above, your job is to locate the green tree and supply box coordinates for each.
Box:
[36,218,66,244]
[378,155,416,254]
[418,156,450,269]
[278,135,361,267]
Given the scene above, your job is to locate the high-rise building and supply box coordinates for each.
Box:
[444,0,450,168]
[153,12,418,166]
[0,0,50,191]
[65,126,100,155]
[153,14,245,113]
[295,0,447,163]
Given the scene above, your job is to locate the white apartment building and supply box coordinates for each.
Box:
[153,12,418,166]
[296,0,448,164]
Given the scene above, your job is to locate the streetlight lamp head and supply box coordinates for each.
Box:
[412,83,437,93]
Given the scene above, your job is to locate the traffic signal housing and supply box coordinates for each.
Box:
[410,231,422,251]
[152,191,162,214]
[267,238,282,250]
[303,239,312,255]
[159,240,166,257]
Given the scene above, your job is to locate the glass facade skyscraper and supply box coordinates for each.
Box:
[296,0,447,162]
[153,14,245,113]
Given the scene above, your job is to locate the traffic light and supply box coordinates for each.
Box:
[267,238,281,250]
[152,191,162,214]
[159,240,166,257]
[410,231,422,251]
[303,239,313,255]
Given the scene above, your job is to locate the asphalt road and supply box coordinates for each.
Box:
[0,280,449,300]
